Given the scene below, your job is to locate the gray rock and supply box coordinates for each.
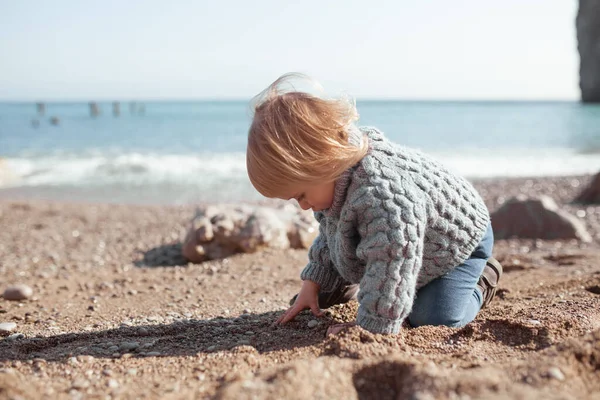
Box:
[491,195,592,242]
[107,345,119,352]
[5,333,24,341]
[2,285,33,301]
[574,172,600,204]
[0,322,17,336]
[118,341,140,352]
[145,351,161,356]
[307,320,319,328]
[577,0,600,102]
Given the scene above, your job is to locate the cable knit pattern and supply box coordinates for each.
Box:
[300,126,490,334]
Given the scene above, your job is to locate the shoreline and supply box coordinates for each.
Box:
[0,173,595,207]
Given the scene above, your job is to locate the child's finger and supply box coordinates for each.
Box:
[275,308,290,324]
[279,305,300,324]
[310,304,323,317]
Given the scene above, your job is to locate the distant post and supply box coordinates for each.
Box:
[89,102,100,117]
[36,102,45,116]
[113,102,120,117]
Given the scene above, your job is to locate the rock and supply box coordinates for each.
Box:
[107,379,119,389]
[5,333,24,341]
[107,345,119,352]
[182,204,318,263]
[307,320,319,328]
[577,0,600,102]
[573,172,600,203]
[0,322,17,336]
[71,379,90,389]
[2,285,33,301]
[118,342,140,352]
[490,195,592,242]
[547,367,565,381]
[145,351,161,357]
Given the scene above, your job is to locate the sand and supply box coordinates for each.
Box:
[0,175,599,399]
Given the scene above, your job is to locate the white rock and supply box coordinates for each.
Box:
[307,320,319,328]
[0,322,17,336]
[548,367,565,381]
[107,379,119,389]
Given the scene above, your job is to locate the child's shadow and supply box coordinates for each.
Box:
[135,243,187,267]
[0,311,330,362]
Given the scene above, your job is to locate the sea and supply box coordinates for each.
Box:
[0,101,599,205]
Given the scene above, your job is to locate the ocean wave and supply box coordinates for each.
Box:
[1,149,599,190]
[0,152,247,187]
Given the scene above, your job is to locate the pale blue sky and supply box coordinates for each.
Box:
[1,0,580,100]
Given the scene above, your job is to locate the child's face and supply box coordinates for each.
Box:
[283,181,335,212]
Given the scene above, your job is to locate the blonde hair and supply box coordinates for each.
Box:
[246,73,368,198]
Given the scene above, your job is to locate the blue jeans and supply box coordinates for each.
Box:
[408,223,494,328]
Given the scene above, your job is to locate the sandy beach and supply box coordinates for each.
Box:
[0,174,599,399]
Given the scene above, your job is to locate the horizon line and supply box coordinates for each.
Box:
[0,97,583,104]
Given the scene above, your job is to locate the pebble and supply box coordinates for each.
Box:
[5,333,24,341]
[0,322,17,336]
[118,341,139,352]
[71,379,90,389]
[207,345,217,352]
[548,367,565,381]
[527,319,541,325]
[2,285,33,301]
[138,327,149,336]
[107,379,119,389]
[307,320,319,328]
[145,351,161,356]
[107,346,119,352]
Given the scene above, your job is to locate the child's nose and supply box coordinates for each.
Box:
[298,199,311,210]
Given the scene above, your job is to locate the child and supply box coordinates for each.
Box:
[246,73,502,335]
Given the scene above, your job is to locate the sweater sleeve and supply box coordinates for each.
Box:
[300,214,343,292]
[355,192,426,334]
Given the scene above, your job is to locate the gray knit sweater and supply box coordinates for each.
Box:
[301,127,490,334]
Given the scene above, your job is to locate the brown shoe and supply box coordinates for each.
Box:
[289,283,359,309]
[478,257,503,309]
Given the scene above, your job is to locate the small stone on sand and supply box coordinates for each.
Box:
[548,367,565,381]
[2,285,33,301]
[119,341,139,352]
[307,320,319,328]
[0,322,17,336]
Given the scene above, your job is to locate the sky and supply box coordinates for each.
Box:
[0,0,581,101]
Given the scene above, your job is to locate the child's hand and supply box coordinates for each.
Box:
[276,280,322,325]
[326,322,356,336]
